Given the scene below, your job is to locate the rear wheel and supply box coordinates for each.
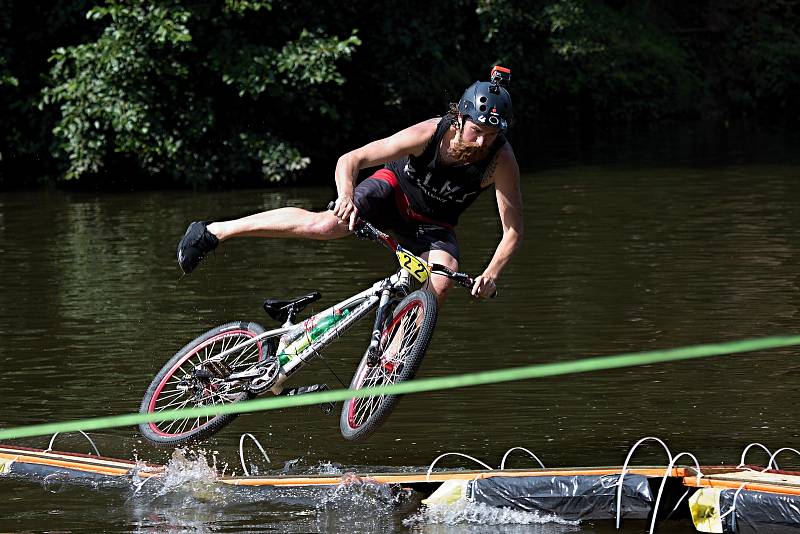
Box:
[340,290,438,441]
[139,321,268,446]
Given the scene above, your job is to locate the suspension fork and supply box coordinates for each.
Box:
[365,288,392,366]
[365,271,411,365]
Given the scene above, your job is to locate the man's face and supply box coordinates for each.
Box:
[450,117,501,162]
[461,118,501,145]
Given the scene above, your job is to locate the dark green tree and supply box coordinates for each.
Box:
[701,0,800,119]
[0,1,95,187]
[40,0,360,185]
[1,0,798,188]
[476,0,703,125]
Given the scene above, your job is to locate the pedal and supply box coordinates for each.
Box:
[281,383,335,415]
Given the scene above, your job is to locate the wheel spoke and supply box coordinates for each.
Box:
[149,328,267,438]
[341,293,435,440]
[154,394,193,411]
[347,299,430,431]
[160,417,183,434]
[227,341,260,369]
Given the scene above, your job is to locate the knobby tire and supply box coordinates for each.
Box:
[138,321,267,446]
[340,289,438,441]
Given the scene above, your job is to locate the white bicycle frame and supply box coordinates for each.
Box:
[196,218,478,398]
[210,268,414,395]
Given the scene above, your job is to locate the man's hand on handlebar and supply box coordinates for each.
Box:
[471,274,497,299]
[333,195,359,231]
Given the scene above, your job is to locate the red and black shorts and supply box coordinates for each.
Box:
[353,169,460,261]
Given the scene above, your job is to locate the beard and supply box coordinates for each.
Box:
[447,134,490,163]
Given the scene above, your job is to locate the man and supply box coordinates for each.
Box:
[177,66,523,305]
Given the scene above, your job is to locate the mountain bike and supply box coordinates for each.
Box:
[139,216,485,446]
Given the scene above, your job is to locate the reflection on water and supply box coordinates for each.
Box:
[1,162,799,533]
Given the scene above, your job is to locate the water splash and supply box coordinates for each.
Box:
[276,457,346,476]
[129,448,225,504]
[308,460,345,475]
[405,500,581,529]
[125,449,236,532]
[315,475,415,532]
[42,472,68,494]
[124,452,578,532]
[159,449,218,495]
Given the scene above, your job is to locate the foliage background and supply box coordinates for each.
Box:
[1,0,798,188]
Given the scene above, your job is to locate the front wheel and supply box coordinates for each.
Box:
[340,290,438,441]
[139,321,268,446]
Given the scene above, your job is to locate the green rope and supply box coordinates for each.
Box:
[1,335,798,441]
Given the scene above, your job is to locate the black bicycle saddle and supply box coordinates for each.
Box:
[262,291,322,324]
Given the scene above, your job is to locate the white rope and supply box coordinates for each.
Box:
[765,447,800,471]
[616,436,674,530]
[45,431,100,457]
[425,452,493,482]
[718,482,748,522]
[239,433,270,476]
[738,442,773,468]
[648,452,703,534]
[499,447,545,470]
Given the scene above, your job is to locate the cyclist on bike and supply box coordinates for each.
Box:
[177,66,523,305]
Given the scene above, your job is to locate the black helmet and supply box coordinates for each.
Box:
[458,66,513,131]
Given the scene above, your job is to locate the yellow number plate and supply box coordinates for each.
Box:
[396,249,430,283]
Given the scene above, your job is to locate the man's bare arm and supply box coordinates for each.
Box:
[333,119,437,228]
[472,146,524,298]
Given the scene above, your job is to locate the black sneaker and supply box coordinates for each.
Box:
[177,221,219,274]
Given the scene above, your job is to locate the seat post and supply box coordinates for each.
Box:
[282,304,298,327]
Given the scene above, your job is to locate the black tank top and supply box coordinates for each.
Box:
[385,114,506,226]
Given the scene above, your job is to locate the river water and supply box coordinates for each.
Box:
[1,155,799,532]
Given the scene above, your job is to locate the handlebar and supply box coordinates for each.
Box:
[326,201,496,297]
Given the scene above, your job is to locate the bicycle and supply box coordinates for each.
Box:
[139,215,485,446]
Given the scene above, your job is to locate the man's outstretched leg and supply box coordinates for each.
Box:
[177,208,350,274]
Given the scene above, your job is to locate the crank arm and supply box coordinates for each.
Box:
[226,367,267,381]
